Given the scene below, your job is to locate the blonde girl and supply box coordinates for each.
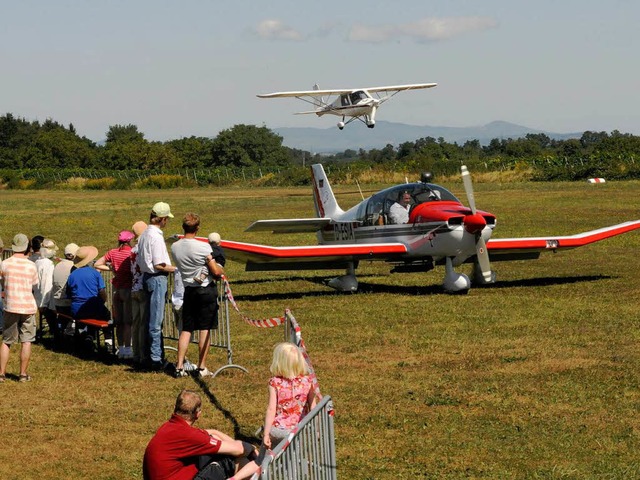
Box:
[263,342,316,448]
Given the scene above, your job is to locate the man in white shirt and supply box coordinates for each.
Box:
[389,191,412,224]
[137,202,176,370]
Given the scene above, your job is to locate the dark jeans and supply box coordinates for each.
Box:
[193,455,235,480]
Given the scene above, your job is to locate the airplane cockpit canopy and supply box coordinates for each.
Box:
[360,182,460,226]
[349,90,368,104]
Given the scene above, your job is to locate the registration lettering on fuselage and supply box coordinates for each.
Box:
[333,222,355,241]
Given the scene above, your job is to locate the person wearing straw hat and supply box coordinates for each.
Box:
[66,246,110,322]
[0,234,39,382]
[137,202,176,371]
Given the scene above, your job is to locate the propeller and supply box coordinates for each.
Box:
[460,165,493,283]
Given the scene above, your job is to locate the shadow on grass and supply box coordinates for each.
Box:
[232,274,612,300]
[36,335,119,366]
[480,274,611,289]
[193,376,257,443]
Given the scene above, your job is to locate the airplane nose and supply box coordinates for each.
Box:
[464,213,487,234]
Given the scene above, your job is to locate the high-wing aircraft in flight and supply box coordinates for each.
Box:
[257,83,437,130]
[217,164,640,293]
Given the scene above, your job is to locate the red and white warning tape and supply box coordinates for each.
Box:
[222,276,286,328]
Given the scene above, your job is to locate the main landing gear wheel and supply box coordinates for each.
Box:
[338,121,345,130]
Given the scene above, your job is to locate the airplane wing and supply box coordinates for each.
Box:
[220,240,408,271]
[486,220,640,261]
[258,88,356,98]
[364,83,438,93]
[257,83,437,98]
[245,218,332,233]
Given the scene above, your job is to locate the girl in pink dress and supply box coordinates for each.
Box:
[263,342,317,449]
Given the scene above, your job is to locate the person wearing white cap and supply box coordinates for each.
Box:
[50,243,79,339]
[34,239,58,337]
[0,234,39,382]
[137,202,176,370]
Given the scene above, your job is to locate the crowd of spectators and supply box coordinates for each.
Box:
[0,201,229,375]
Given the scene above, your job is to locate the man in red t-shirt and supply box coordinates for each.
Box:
[143,389,256,480]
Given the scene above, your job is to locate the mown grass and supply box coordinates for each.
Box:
[1,179,640,479]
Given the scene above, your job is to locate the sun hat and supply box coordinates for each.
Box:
[40,239,58,259]
[64,243,80,257]
[208,232,222,245]
[11,233,29,253]
[118,230,135,243]
[74,246,99,267]
[151,202,174,218]
[132,221,147,237]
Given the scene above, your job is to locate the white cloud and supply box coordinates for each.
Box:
[254,19,304,41]
[349,16,498,43]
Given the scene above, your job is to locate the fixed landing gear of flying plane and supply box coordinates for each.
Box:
[337,121,345,130]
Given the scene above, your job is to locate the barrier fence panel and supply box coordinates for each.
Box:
[259,395,337,480]
[100,271,246,376]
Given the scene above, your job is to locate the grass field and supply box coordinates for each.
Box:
[1,178,640,479]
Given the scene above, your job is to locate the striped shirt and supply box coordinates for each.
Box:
[0,254,39,314]
[104,245,133,289]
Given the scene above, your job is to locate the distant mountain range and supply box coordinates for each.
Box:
[274,120,583,154]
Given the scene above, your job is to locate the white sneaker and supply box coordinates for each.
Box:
[198,367,213,378]
[183,359,198,372]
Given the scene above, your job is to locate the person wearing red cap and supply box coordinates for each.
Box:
[95,230,135,359]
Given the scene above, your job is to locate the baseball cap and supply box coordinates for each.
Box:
[208,232,221,245]
[151,202,174,218]
[118,230,135,243]
[11,233,29,253]
[64,243,80,257]
[41,239,58,259]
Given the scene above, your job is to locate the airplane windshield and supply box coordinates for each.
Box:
[361,183,460,226]
[350,91,367,104]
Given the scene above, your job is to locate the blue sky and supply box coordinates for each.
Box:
[2,0,638,141]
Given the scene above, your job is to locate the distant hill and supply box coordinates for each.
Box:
[274,120,583,154]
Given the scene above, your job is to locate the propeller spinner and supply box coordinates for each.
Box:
[461,166,493,283]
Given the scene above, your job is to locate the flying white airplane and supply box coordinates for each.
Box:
[257,83,437,130]
[213,164,640,293]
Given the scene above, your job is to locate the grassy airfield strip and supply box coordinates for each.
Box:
[0,180,639,479]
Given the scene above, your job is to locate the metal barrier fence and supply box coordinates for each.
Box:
[250,310,336,479]
[258,395,337,480]
[100,270,246,376]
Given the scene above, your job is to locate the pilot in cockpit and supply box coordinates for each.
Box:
[389,191,412,224]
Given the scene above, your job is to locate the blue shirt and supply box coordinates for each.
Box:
[67,266,109,320]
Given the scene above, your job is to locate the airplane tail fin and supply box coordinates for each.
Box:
[311,164,344,218]
[313,83,326,106]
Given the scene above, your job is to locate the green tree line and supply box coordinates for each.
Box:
[2,113,640,186]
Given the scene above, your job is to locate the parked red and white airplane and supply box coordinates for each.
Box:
[257,83,437,130]
[218,164,640,293]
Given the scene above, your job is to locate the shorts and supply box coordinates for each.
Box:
[2,311,37,345]
[182,284,218,332]
[112,288,132,326]
[193,455,235,480]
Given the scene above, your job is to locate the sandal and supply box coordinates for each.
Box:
[19,374,32,382]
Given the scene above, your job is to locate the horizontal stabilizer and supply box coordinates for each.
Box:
[245,218,332,233]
